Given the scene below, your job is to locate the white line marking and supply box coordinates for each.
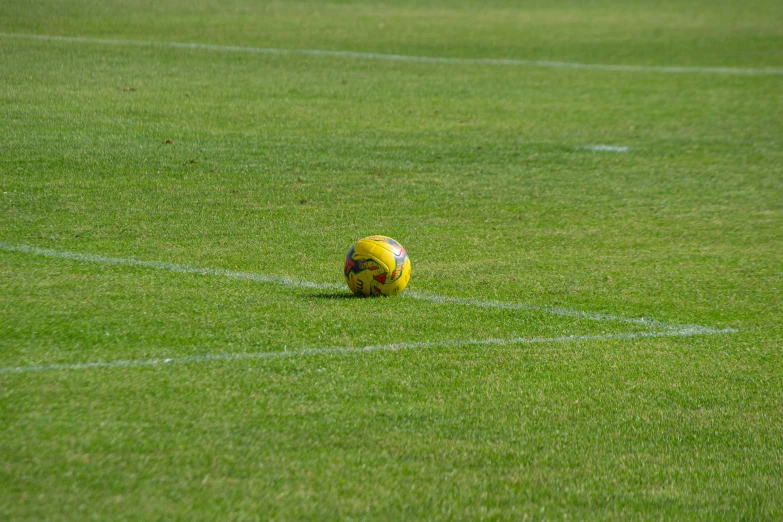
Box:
[0,242,726,333]
[584,145,629,152]
[0,242,340,290]
[0,242,736,374]
[0,328,735,375]
[2,32,782,77]
[402,290,688,331]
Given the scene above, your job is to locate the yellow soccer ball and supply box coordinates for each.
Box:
[344,235,411,296]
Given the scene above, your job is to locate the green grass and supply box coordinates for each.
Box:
[1,0,782,519]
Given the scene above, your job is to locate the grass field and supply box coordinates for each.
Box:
[1,0,782,519]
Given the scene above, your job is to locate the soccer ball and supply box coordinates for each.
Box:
[344,235,411,296]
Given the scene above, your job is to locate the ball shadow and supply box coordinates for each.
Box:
[307,291,362,300]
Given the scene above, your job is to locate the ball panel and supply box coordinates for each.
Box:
[351,238,394,275]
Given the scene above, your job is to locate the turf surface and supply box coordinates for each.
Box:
[1,0,782,519]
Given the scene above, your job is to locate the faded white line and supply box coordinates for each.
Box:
[402,290,714,333]
[0,242,341,290]
[584,145,629,152]
[0,242,722,333]
[0,328,736,375]
[2,32,782,76]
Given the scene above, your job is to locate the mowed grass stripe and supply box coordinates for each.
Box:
[0,242,735,336]
[2,32,782,76]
